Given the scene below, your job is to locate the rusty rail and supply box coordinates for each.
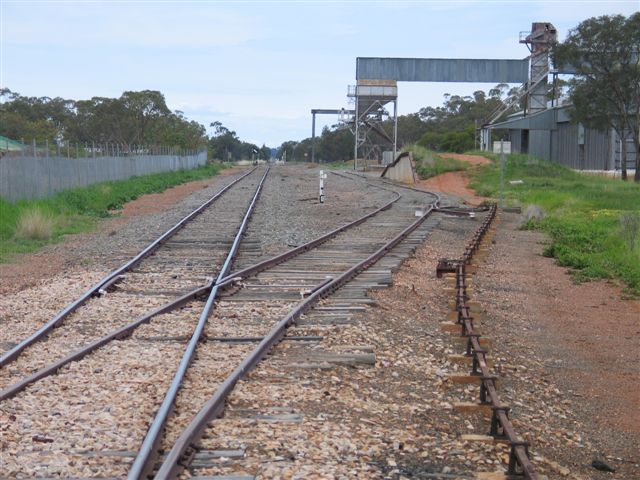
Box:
[444,204,538,479]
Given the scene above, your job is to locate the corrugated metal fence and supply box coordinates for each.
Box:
[0,151,208,201]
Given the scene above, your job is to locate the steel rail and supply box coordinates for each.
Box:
[450,205,538,479]
[0,167,258,368]
[128,166,270,480]
[213,191,401,289]
[0,190,402,401]
[0,286,210,401]
[329,169,439,198]
[154,199,440,479]
[334,169,442,202]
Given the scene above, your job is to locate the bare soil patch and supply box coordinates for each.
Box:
[415,153,490,206]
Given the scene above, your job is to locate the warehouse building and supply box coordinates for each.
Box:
[488,105,637,173]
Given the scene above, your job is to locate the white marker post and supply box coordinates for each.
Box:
[319,170,327,203]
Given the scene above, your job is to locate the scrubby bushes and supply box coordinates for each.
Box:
[470,153,640,293]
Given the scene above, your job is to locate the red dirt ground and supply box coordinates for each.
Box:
[415,153,491,206]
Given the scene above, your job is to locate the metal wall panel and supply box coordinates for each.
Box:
[552,123,611,170]
[508,130,522,153]
[556,123,580,169]
[490,108,558,131]
[0,151,207,201]
[356,85,398,97]
[529,130,551,160]
[356,57,529,83]
[491,105,626,171]
[584,128,611,170]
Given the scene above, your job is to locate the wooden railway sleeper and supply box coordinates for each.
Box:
[441,204,539,479]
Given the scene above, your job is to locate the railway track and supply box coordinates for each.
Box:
[437,205,538,480]
[148,191,442,478]
[1,168,443,478]
[0,167,265,389]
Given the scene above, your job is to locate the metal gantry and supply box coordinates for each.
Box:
[348,24,557,158]
[310,108,355,163]
[347,80,398,170]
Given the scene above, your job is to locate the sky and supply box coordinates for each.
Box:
[1,0,638,148]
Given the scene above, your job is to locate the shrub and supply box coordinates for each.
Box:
[519,205,545,229]
[14,208,55,240]
[469,153,640,293]
[417,126,475,153]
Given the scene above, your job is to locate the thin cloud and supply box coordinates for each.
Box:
[2,3,266,48]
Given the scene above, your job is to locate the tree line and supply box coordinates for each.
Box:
[0,89,207,150]
[0,89,270,161]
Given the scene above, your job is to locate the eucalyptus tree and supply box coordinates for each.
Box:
[555,13,640,181]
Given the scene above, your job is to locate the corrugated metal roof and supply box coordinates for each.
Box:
[489,106,571,130]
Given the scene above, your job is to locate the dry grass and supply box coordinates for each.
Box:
[14,208,55,240]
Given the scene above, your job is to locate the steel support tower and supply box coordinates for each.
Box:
[348,80,398,170]
[520,22,557,115]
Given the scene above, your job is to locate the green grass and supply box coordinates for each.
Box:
[469,153,640,294]
[404,144,470,179]
[0,163,225,262]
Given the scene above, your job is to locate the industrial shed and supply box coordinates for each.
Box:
[489,105,637,172]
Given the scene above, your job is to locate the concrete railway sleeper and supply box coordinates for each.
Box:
[438,204,539,480]
[0,167,259,368]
